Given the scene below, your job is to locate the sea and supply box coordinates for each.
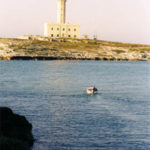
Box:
[0,60,150,150]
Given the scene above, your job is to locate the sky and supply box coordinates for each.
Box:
[0,0,150,44]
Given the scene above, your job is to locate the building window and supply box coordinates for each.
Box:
[57,34,59,37]
[68,35,71,38]
[68,28,71,31]
[57,28,59,31]
[74,28,76,31]
[51,28,53,30]
[51,34,54,37]
[74,35,77,38]
[62,33,64,37]
[63,28,65,31]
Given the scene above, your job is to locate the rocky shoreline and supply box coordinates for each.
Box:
[0,37,150,61]
[0,56,148,61]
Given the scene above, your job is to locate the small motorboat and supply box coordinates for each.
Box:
[86,86,98,94]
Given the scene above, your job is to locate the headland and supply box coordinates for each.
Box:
[0,36,150,61]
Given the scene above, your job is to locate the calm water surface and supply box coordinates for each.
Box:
[0,61,150,150]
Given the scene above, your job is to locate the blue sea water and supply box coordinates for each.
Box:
[0,60,150,150]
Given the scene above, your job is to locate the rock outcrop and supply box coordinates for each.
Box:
[0,38,150,61]
[0,107,34,150]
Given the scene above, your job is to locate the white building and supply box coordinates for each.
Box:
[44,0,80,39]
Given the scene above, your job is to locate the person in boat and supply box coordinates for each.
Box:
[93,86,98,91]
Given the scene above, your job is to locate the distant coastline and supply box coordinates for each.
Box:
[0,37,150,61]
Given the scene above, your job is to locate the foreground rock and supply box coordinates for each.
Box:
[0,107,34,150]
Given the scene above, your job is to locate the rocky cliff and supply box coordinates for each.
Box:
[0,38,150,61]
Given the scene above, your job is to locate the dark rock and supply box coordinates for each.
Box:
[0,107,34,150]
[94,57,100,60]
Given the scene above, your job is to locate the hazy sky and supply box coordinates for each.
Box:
[0,0,150,44]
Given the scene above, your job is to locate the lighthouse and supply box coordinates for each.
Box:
[57,0,66,24]
[44,0,80,39]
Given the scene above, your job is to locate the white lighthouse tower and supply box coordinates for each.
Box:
[44,0,80,39]
[57,0,66,24]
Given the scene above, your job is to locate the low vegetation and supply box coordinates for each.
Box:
[0,37,150,61]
